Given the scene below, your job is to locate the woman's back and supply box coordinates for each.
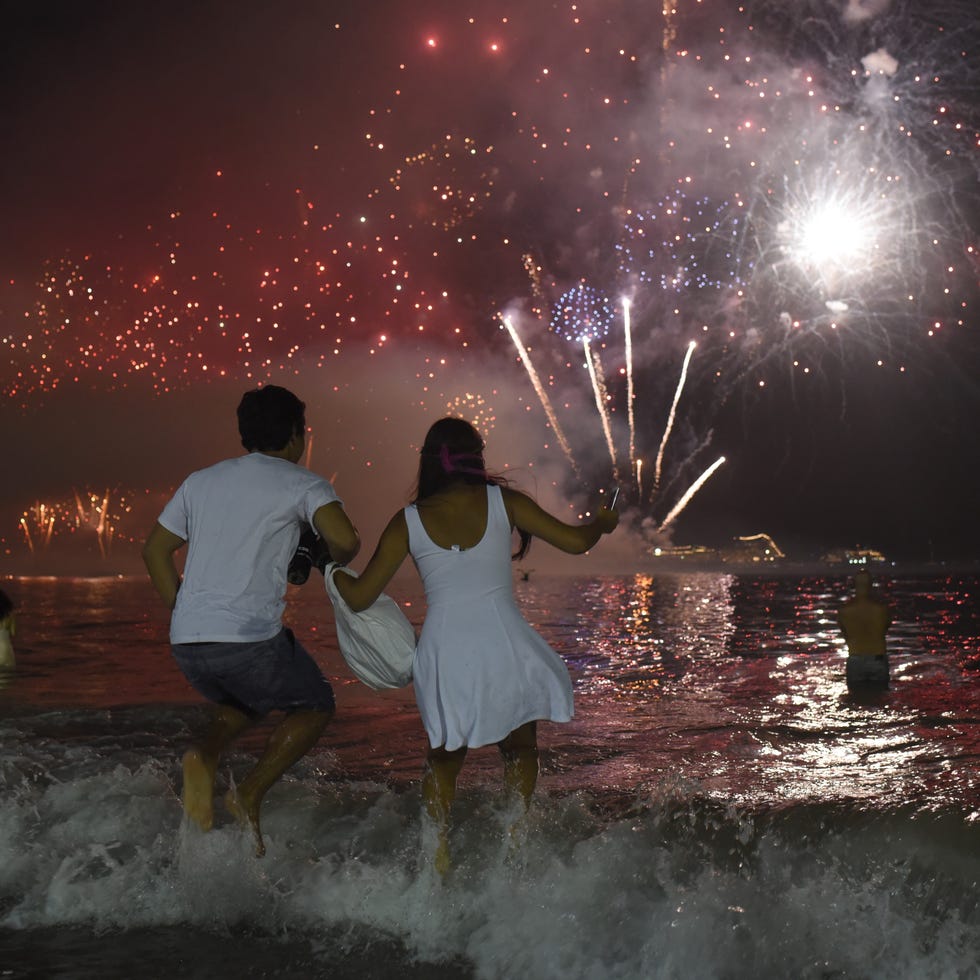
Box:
[405,484,513,610]
[413,483,490,551]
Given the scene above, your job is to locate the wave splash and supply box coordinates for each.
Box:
[3,728,979,979]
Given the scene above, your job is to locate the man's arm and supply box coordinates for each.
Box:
[312,501,361,566]
[142,522,186,610]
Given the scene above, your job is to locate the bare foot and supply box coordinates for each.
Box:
[182,749,214,831]
[224,786,265,858]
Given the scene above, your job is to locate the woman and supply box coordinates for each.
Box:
[333,418,618,871]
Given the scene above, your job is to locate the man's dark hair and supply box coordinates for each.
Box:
[0,590,13,620]
[237,385,306,452]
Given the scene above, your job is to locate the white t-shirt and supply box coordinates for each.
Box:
[159,453,340,644]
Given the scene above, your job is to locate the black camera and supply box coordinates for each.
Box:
[287,524,332,585]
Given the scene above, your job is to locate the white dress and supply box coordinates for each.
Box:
[406,484,574,751]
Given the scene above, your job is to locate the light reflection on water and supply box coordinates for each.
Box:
[511,570,980,813]
[3,570,979,815]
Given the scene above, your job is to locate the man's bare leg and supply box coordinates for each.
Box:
[421,745,467,876]
[182,704,253,832]
[224,708,330,857]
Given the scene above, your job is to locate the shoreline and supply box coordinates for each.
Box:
[3,557,978,581]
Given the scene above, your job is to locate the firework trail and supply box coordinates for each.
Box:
[737,532,785,559]
[73,491,87,529]
[22,503,57,549]
[74,488,115,558]
[95,489,111,558]
[582,336,619,480]
[656,428,716,507]
[653,340,697,498]
[501,315,577,472]
[19,519,34,555]
[622,297,637,486]
[658,456,726,532]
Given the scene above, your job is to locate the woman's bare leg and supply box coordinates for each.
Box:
[498,721,539,809]
[421,745,467,875]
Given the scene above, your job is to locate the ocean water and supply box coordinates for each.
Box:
[1,569,979,979]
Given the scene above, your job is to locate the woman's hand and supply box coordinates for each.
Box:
[594,506,619,536]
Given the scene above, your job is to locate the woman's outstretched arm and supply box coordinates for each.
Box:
[503,488,618,555]
[332,510,410,611]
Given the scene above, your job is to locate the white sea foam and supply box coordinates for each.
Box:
[3,736,980,978]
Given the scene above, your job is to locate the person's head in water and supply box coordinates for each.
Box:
[414,417,531,559]
[237,386,306,453]
[854,569,872,597]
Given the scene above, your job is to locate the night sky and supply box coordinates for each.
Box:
[2,0,978,569]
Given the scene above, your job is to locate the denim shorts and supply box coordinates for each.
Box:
[172,628,335,718]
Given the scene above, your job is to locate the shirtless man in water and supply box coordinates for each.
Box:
[837,569,892,690]
[142,385,359,855]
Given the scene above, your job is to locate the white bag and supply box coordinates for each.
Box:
[324,564,415,689]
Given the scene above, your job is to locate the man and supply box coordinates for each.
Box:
[143,385,359,855]
[837,569,892,690]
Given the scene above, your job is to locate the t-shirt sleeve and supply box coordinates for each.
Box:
[158,481,190,540]
[302,476,341,526]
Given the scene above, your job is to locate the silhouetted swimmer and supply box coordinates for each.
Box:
[0,589,15,670]
[837,569,891,690]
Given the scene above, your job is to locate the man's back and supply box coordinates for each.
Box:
[838,595,890,656]
[161,453,339,644]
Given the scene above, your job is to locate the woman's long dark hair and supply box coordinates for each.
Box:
[413,417,532,560]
